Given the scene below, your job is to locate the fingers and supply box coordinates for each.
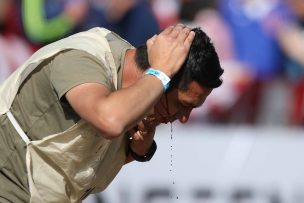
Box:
[133,131,144,141]
[140,117,157,131]
[169,24,186,38]
[146,34,158,51]
[163,24,194,46]
[177,27,192,43]
[146,24,196,77]
[161,25,174,35]
[151,24,193,46]
[128,127,144,141]
[184,30,195,47]
[160,24,186,37]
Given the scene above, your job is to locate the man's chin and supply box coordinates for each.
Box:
[145,116,174,126]
[159,118,174,125]
[149,118,166,126]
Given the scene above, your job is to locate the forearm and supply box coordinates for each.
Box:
[67,74,165,139]
[96,75,164,134]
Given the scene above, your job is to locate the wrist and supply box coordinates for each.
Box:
[156,68,173,79]
[144,68,171,91]
[128,139,157,162]
[130,138,153,155]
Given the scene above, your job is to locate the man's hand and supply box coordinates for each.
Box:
[147,24,195,78]
[128,118,156,156]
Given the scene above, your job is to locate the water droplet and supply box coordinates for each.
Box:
[169,123,178,199]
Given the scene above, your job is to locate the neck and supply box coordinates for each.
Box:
[122,49,143,88]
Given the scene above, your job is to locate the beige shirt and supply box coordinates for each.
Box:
[0,37,132,203]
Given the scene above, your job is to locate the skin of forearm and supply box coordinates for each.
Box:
[66,75,164,140]
[94,75,164,138]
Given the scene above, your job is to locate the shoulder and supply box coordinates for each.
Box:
[49,49,115,100]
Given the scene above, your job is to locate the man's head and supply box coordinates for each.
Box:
[135,27,223,91]
[135,27,223,125]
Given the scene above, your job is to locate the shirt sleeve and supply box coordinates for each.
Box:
[50,49,114,100]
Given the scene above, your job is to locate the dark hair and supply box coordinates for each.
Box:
[135,27,223,90]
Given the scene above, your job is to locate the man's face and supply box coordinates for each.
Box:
[147,81,212,126]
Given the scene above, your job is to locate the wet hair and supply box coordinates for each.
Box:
[135,27,223,90]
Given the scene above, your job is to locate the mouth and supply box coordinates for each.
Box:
[159,117,175,124]
[162,119,169,124]
[145,116,171,125]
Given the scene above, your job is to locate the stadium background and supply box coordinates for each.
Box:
[1,0,304,202]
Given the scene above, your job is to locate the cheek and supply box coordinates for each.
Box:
[167,104,178,116]
[171,98,185,114]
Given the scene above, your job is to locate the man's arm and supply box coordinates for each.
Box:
[65,77,163,139]
[65,25,195,139]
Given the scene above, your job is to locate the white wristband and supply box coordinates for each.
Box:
[144,68,171,91]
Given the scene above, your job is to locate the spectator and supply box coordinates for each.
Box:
[212,0,290,125]
[179,0,254,124]
[0,0,32,83]
[22,0,159,47]
[266,0,304,124]
[22,0,89,45]
[219,0,285,81]
[86,0,160,47]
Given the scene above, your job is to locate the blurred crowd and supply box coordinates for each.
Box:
[0,0,304,127]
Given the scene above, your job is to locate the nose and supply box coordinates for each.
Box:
[178,109,192,124]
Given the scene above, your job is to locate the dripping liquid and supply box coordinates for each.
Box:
[170,123,179,200]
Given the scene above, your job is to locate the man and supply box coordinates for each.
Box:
[0,24,223,203]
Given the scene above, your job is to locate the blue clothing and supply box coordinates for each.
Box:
[39,0,159,47]
[219,0,285,80]
[285,19,304,82]
[76,0,160,47]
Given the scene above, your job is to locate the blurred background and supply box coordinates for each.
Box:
[1,0,304,202]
